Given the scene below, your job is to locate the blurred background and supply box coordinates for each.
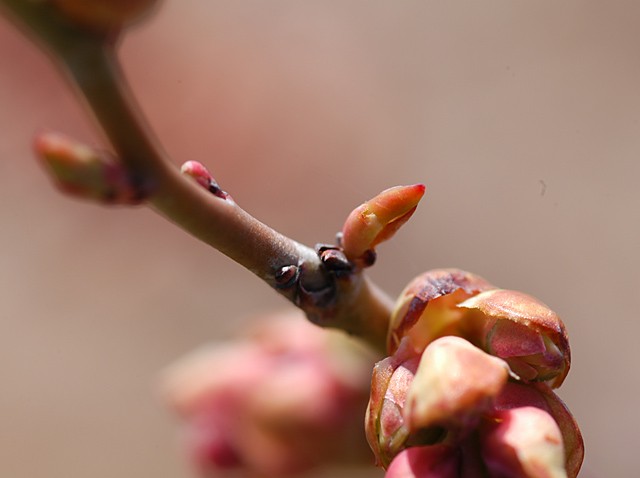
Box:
[0,1,636,477]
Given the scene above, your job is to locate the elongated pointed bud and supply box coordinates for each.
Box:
[341,184,425,267]
[405,336,510,432]
[35,132,146,204]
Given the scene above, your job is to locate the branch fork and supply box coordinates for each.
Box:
[1,0,425,351]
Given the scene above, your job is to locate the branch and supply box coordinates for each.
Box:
[0,0,425,351]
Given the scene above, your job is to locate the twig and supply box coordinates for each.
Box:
[0,0,394,350]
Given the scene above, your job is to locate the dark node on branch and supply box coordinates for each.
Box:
[99,169,151,205]
[297,274,338,326]
[126,171,153,203]
[358,249,377,268]
[315,244,353,277]
[274,265,299,289]
[180,160,232,201]
[207,178,231,201]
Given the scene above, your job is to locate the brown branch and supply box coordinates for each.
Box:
[0,0,393,351]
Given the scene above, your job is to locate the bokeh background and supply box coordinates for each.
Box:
[1,1,637,477]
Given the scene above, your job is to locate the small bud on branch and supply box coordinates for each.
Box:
[180,160,233,202]
[35,131,148,204]
[341,184,425,268]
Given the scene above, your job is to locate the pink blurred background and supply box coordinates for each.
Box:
[1,1,636,477]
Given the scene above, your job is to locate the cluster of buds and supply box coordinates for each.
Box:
[161,310,377,477]
[160,186,583,478]
[366,269,584,478]
[1,0,586,474]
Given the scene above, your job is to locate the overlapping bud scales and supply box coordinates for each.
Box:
[341,184,425,268]
[458,290,569,388]
[366,269,583,478]
[365,341,421,468]
[388,269,570,388]
[35,132,146,204]
[388,269,493,355]
[162,310,376,477]
[404,336,510,432]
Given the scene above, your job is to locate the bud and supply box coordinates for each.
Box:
[405,336,510,431]
[458,289,570,387]
[51,0,159,33]
[341,184,425,267]
[496,382,584,478]
[367,357,583,477]
[162,310,375,477]
[384,445,459,478]
[387,270,570,388]
[180,160,232,202]
[482,406,567,478]
[365,342,421,468]
[387,268,494,354]
[34,131,146,204]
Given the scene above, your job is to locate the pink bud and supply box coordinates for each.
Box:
[180,160,232,202]
[496,382,584,478]
[365,342,421,468]
[482,406,567,478]
[373,270,580,478]
[385,445,459,478]
[341,184,425,267]
[405,336,510,432]
[34,132,145,205]
[162,310,374,477]
[388,269,494,354]
[458,289,570,388]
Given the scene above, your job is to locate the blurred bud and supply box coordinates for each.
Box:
[405,336,510,431]
[34,131,146,204]
[388,268,494,354]
[482,406,567,478]
[51,0,159,33]
[458,289,570,388]
[341,184,425,267]
[384,445,459,478]
[162,310,376,477]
